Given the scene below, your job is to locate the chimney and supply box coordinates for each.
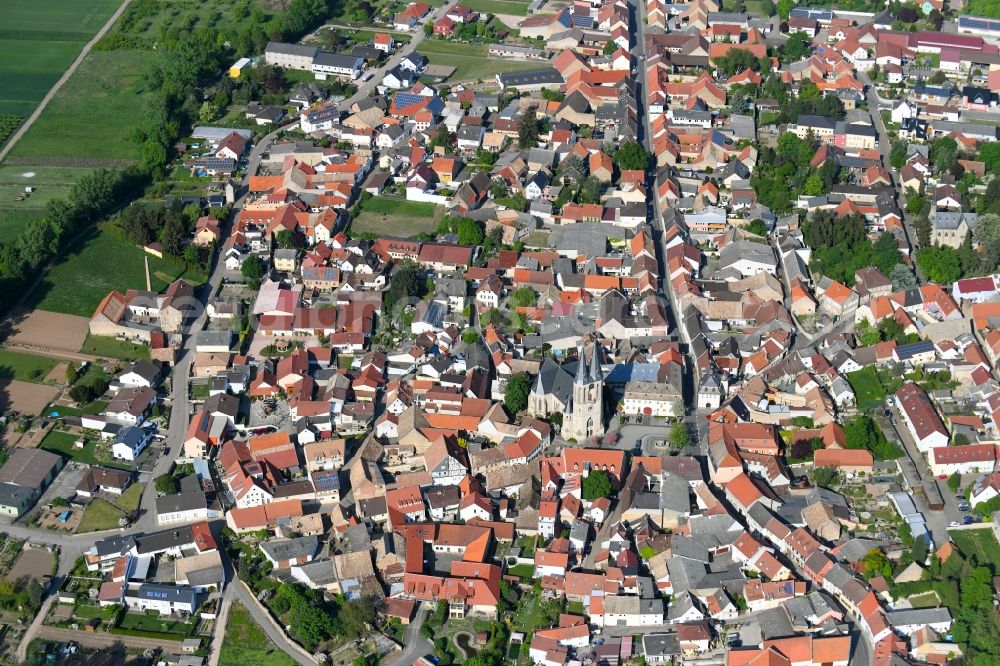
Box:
[144,256,152,292]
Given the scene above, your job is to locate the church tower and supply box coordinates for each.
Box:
[563,344,605,441]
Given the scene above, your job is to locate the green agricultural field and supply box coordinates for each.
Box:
[25,227,206,317]
[219,603,298,666]
[418,39,546,82]
[0,0,121,118]
[6,49,160,162]
[0,350,57,383]
[462,0,531,15]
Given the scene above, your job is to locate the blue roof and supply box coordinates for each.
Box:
[959,15,1000,31]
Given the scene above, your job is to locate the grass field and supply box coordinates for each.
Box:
[0,350,58,383]
[7,49,160,162]
[362,197,436,217]
[0,0,121,118]
[219,603,298,666]
[0,166,97,241]
[116,483,144,511]
[40,429,130,469]
[25,227,205,317]
[462,0,531,15]
[81,333,151,361]
[77,498,125,533]
[352,211,439,237]
[949,529,1000,571]
[418,40,545,81]
[117,610,194,636]
[846,366,886,410]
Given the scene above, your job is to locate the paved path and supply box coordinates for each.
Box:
[385,605,432,666]
[207,586,236,666]
[232,580,315,665]
[36,625,180,651]
[0,0,134,163]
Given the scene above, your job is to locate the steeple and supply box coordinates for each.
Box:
[533,369,545,394]
[574,345,589,385]
[589,342,602,384]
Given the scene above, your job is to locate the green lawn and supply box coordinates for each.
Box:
[0,166,97,241]
[0,349,57,383]
[907,591,941,608]
[77,498,125,533]
[846,366,886,410]
[507,563,535,579]
[0,0,121,118]
[219,603,298,666]
[25,227,205,317]
[81,333,150,361]
[418,39,546,82]
[40,429,131,469]
[7,49,160,161]
[352,211,440,237]
[117,610,195,636]
[50,399,107,418]
[461,0,531,15]
[361,197,436,217]
[115,483,144,511]
[948,529,1000,571]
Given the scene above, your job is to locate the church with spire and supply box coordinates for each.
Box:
[527,343,606,441]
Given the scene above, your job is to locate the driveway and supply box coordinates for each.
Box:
[385,605,432,666]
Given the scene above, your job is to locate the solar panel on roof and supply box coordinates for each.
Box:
[313,471,340,491]
[394,92,425,107]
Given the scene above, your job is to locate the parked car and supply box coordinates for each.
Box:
[950,521,960,527]
[963,515,974,525]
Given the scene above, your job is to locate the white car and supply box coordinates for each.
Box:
[949,521,959,527]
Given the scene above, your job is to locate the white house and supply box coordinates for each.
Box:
[929,444,996,477]
[312,53,364,80]
[112,427,153,461]
[595,595,665,627]
[127,583,198,616]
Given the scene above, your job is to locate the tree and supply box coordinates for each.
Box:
[578,176,603,205]
[504,372,531,414]
[857,320,881,347]
[582,469,613,500]
[461,330,479,344]
[241,256,264,288]
[669,422,690,449]
[457,217,485,246]
[812,466,837,488]
[159,214,185,256]
[25,579,44,611]
[614,141,650,171]
[509,286,537,308]
[777,0,793,19]
[931,136,958,174]
[275,229,294,249]
[517,106,540,149]
[915,245,961,284]
[746,219,768,237]
[804,173,824,196]
[860,548,892,580]
[154,474,177,495]
[947,472,962,493]
[781,31,812,61]
[65,362,78,384]
[890,263,917,291]
[890,138,908,169]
